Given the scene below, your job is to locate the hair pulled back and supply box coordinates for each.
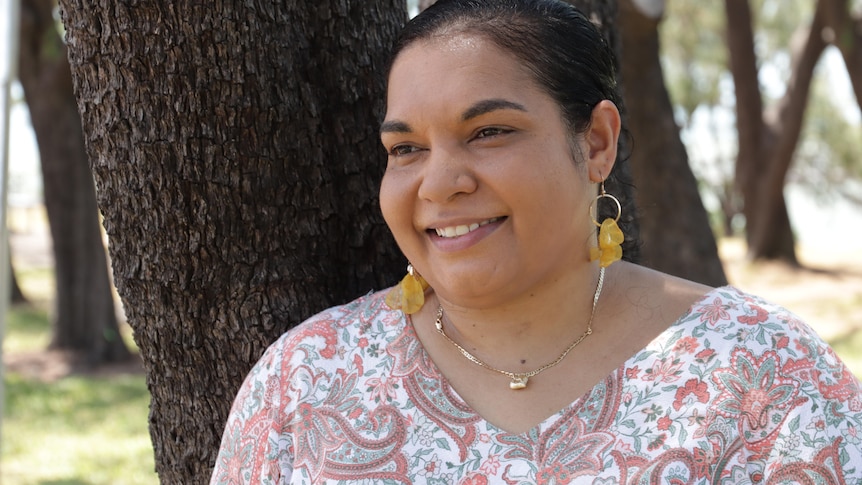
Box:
[387,0,640,263]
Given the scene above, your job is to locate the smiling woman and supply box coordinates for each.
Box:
[380,38,612,308]
[211,1,862,483]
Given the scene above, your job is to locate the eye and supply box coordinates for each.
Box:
[387,144,422,157]
[474,127,512,139]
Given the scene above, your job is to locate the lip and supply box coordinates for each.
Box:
[426,216,506,252]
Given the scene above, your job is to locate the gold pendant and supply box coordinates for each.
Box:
[510,376,528,390]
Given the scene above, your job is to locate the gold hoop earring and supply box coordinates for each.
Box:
[589,181,624,268]
[385,263,429,314]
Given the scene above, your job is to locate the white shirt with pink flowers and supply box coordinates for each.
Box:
[211,287,862,484]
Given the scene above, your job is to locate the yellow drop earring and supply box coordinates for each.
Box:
[589,180,624,268]
[385,263,429,314]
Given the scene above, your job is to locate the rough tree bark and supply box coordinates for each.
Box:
[18,0,128,363]
[58,1,406,482]
[725,0,827,263]
[618,0,728,286]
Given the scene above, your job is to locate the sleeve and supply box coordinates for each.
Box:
[210,335,293,485]
[740,298,862,484]
[758,309,862,481]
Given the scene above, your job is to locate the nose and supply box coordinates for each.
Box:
[417,145,478,203]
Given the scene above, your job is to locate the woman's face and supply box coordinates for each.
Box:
[379,34,609,308]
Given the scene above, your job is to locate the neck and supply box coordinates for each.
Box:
[432,264,608,373]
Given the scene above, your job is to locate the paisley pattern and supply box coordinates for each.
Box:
[211,287,862,484]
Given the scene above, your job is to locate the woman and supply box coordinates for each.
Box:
[211,0,862,483]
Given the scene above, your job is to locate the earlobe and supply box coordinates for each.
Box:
[586,100,621,183]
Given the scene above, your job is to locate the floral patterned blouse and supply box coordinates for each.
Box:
[211,287,862,484]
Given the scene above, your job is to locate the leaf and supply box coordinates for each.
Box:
[789,414,800,433]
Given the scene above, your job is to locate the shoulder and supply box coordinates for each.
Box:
[678,286,860,399]
[268,288,403,363]
[225,289,404,417]
[682,285,814,334]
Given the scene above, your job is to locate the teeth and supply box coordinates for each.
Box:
[435,218,499,238]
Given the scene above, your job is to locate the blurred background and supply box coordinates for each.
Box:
[1,0,861,483]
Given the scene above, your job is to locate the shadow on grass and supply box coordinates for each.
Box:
[5,303,50,336]
[795,263,862,279]
[3,371,156,484]
[4,372,150,429]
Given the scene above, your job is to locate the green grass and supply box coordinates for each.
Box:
[2,373,158,485]
[3,290,158,484]
[4,304,51,353]
[14,267,55,305]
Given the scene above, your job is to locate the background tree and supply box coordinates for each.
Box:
[807,0,862,203]
[18,0,128,363]
[659,1,740,236]
[661,0,862,262]
[821,0,862,104]
[57,0,406,482]
[618,0,727,286]
[725,0,827,263]
[9,254,27,304]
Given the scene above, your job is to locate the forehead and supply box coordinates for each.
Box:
[385,34,542,118]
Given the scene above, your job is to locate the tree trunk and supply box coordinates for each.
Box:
[618,0,728,286]
[57,1,406,482]
[9,251,27,304]
[725,0,827,263]
[820,0,862,113]
[18,0,128,363]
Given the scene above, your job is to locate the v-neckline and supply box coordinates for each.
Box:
[400,286,728,438]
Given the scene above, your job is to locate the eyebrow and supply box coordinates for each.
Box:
[380,120,412,134]
[379,98,527,135]
[462,98,527,121]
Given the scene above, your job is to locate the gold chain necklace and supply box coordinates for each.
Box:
[435,267,605,390]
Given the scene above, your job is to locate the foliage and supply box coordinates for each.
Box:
[660,1,727,125]
[660,0,862,232]
[795,64,862,203]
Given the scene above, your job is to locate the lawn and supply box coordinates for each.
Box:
[2,268,158,485]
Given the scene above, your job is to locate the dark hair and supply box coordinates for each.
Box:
[387,0,640,263]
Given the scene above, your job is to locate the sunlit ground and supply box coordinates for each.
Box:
[719,238,862,377]
[3,211,158,485]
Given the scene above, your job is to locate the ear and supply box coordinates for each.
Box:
[584,100,621,183]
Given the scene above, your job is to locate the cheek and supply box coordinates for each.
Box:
[379,172,411,233]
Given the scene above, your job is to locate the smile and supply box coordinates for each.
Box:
[434,217,501,238]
